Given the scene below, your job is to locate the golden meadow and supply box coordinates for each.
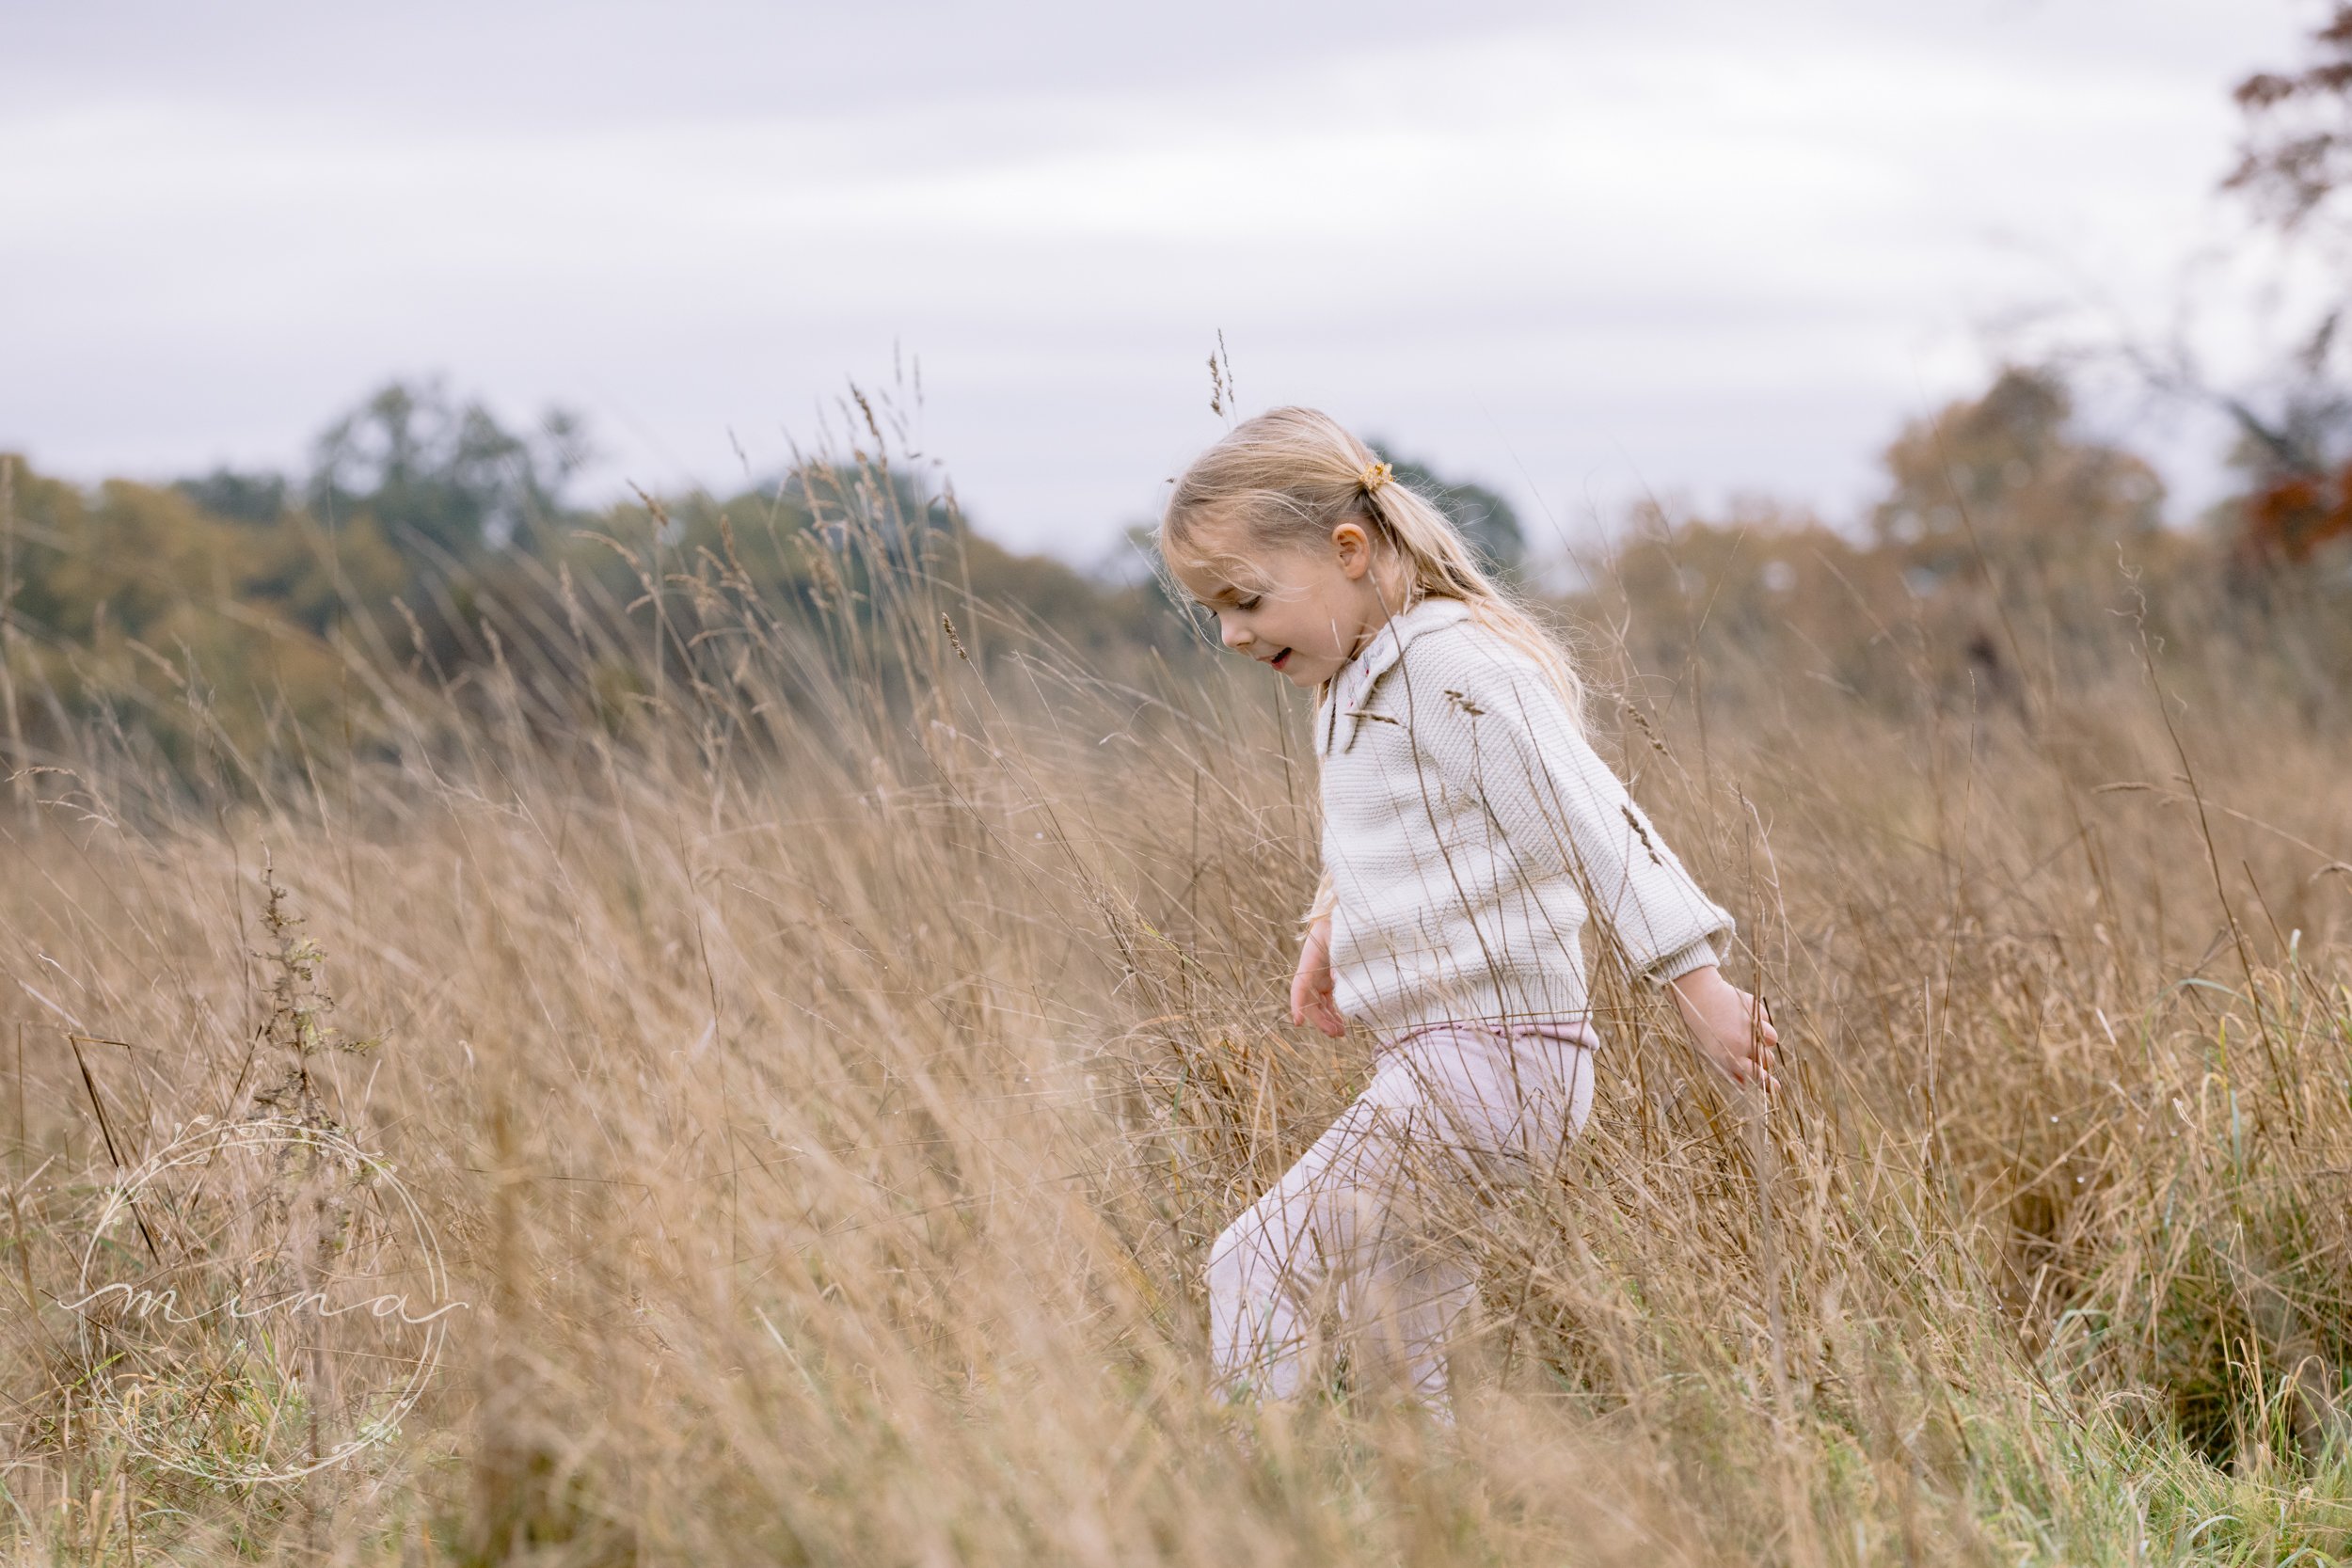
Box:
[0,372,2348,1564]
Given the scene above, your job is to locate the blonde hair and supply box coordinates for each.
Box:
[1159,405,1587,729]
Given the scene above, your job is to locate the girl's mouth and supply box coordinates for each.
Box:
[1271,648,1292,671]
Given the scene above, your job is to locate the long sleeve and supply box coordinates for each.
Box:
[1393,642,1733,986]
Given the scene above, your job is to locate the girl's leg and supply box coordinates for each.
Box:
[1204,1085,1398,1401]
[1205,1029,1595,1407]
[1348,1224,1477,1407]
[1344,1029,1597,1406]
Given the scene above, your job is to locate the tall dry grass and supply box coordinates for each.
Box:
[0,435,2348,1565]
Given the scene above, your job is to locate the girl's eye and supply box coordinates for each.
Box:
[1235,597,1261,611]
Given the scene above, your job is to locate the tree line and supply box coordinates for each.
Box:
[5,7,2351,784]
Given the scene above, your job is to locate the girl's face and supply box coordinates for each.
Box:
[1169,516,1403,689]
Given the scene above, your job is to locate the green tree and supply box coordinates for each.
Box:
[0,461,401,769]
[310,380,592,561]
[175,467,289,524]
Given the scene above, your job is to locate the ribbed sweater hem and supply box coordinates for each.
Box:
[1343,936,1726,1045]
[1347,973,1594,1046]
[1649,935,1725,986]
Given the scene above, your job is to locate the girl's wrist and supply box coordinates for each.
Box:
[1666,963,1724,999]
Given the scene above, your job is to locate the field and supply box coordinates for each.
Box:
[2,446,2349,1565]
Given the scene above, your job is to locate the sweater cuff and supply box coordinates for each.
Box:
[1644,934,1724,988]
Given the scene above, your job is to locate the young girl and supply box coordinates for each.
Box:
[1160,406,1778,1413]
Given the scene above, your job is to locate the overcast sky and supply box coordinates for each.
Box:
[0,0,2324,562]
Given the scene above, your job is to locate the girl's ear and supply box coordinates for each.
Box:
[1330,515,1374,579]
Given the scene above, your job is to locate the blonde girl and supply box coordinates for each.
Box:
[1160,406,1778,1413]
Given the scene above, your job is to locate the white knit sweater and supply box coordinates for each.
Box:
[1312,596,1734,1041]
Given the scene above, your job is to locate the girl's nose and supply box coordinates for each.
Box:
[1220,616,1250,651]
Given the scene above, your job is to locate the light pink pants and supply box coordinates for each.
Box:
[1204,1020,1597,1410]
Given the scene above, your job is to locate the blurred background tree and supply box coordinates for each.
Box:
[2230,4,2352,238]
[1370,442,1529,578]
[310,379,594,561]
[174,467,289,524]
[2219,4,2352,564]
[17,0,2352,791]
[1870,366,2165,583]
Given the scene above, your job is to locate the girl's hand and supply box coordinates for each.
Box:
[1666,965,1779,1093]
[1290,916,1346,1037]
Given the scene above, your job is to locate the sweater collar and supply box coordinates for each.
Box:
[1315,595,1472,756]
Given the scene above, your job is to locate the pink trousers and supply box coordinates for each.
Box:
[1204,1019,1597,1410]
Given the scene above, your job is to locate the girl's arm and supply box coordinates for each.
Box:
[1291,870,1343,1036]
[1408,650,1733,982]
[1305,867,1336,925]
[1290,913,1344,1037]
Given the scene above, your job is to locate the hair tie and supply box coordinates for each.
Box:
[1359,460,1392,496]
